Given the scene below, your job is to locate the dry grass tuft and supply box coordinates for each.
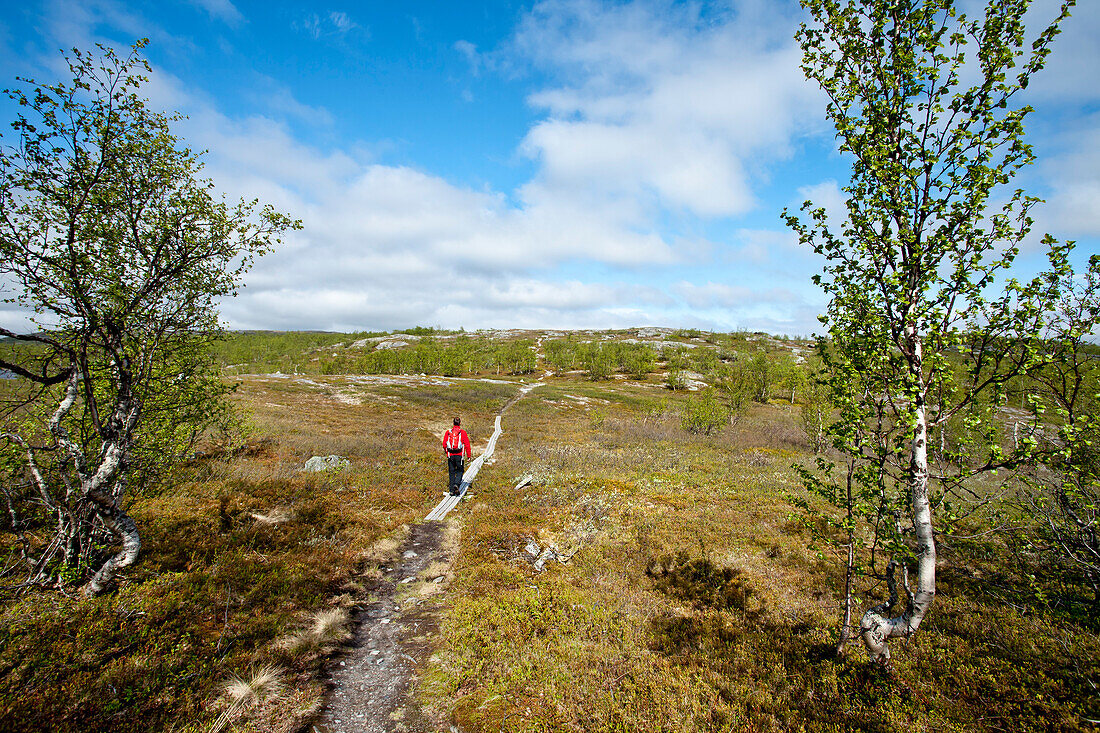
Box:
[212,664,286,733]
[250,507,293,525]
[361,525,409,564]
[277,608,352,657]
[226,663,285,705]
[310,608,351,644]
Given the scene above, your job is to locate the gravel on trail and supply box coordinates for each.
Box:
[310,521,453,733]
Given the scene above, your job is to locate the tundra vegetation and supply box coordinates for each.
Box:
[1,327,1097,731]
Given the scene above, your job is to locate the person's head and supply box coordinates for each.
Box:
[453,417,461,426]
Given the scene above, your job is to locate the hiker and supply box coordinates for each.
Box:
[442,417,472,496]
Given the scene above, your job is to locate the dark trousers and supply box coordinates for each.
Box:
[447,454,465,495]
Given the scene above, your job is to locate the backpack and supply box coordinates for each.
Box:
[445,428,463,452]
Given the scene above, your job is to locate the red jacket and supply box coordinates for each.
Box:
[443,426,471,458]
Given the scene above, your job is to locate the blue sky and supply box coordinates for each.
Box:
[1,0,1097,335]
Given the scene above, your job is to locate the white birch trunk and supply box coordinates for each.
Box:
[836,541,855,655]
[44,368,144,594]
[859,329,937,662]
[80,398,143,595]
[82,485,141,596]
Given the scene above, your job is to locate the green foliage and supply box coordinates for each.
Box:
[0,42,298,590]
[784,0,1097,656]
[1017,302,1100,606]
[799,373,831,455]
[673,328,703,340]
[622,345,658,379]
[403,325,458,337]
[773,352,805,404]
[213,331,384,373]
[712,363,754,422]
[746,352,773,403]
[664,346,690,372]
[681,388,727,436]
[355,337,536,377]
[543,339,658,380]
[585,346,613,381]
[689,346,721,377]
[664,369,685,391]
[215,332,541,377]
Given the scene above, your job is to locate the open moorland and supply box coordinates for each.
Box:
[1,327,1097,732]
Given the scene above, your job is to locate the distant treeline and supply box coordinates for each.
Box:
[543,339,658,378]
[209,330,819,395]
[212,330,386,373]
[213,331,536,376]
[330,337,537,376]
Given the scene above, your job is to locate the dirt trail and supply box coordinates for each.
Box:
[311,522,453,733]
[311,382,541,733]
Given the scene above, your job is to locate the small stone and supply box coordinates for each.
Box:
[534,547,558,572]
[302,454,350,473]
[403,550,418,558]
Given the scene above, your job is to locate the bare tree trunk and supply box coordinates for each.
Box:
[32,368,145,595]
[860,331,936,662]
[82,487,141,596]
[836,541,855,656]
[836,460,857,655]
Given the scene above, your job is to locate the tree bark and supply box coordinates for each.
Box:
[81,489,141,596]
[860,330,936,662]
[836,541,855,656]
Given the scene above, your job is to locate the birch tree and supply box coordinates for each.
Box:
[784,0,1099,661]
[0,42,298,595]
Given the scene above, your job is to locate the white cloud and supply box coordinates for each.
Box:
[672,280,799,309]
[171,96,686,329]
[1023,0,1100,106]
[730,228,801,264]
[1045,181,1100,237]
[208,156,686,330]
[454,40,481,75]
[510,0,822,219]
[793,179,846,231]
[1029,109,1100,239]
[260,84,334,128]
[329,11,355,33]
[188,0,244,26]
[2,0,836,335]
[34,0,184,70]
[297,10,361,40]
